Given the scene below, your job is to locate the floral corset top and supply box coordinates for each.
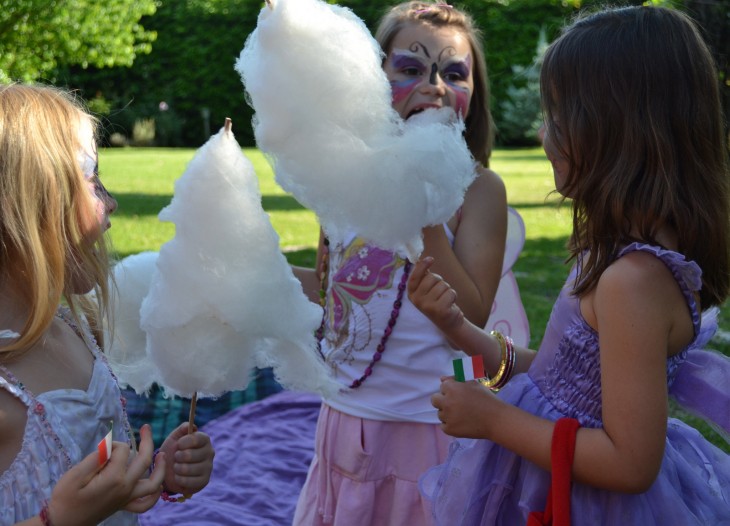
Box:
[528,243,705,429]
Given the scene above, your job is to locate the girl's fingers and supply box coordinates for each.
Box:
[125,451,165,502]
[407,257,435,292]
[172,458,211,478]
[126,424,155,481]
[126,476,164,502]
[124,489,163,513]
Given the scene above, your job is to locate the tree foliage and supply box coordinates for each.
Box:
[680,0,730,144]
[0,0,158,83]
[60,0,262,146]
[58,0,729,147]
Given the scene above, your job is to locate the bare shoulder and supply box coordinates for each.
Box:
[462,165,506,216]
[471,165,506,197]
[599,250,678,296]
[593,249,690,347]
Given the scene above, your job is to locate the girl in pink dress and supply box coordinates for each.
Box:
[292,2,513,524]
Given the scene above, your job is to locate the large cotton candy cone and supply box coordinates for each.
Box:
[140,123,339,398]
[106,251,160,394]
[236,0,478,259]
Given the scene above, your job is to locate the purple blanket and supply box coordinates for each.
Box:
[140,390,321,525]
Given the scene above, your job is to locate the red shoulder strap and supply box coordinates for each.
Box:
[527,417,580,526]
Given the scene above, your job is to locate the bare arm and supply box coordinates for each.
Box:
[431,252,690,493]
[408,256,535,378]
[421,167,507,327]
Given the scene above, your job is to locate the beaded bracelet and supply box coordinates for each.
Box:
[152,448,190,503]
[161,491,189,503]
[39,502,53,526]
[480,330,516,391]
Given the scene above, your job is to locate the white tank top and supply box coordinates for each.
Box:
[320,228,465,423]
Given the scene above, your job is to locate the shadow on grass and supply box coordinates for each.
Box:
[113,193,172,217]
[283,247,317,268]
[261,194,307,212]
[112,245,319,271]
[111,192,309,218]
[510,200,563,209]
[495,150,547,162]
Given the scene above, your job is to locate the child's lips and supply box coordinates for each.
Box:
[406,104,442,119]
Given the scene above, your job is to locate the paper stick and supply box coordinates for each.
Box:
[188,392,198,435]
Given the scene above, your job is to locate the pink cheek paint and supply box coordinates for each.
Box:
[452,87,470,118]
[390,79,420,105]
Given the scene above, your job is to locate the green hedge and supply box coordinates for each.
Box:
[58,0,726,148]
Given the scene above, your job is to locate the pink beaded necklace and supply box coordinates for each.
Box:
[316,238,412,388]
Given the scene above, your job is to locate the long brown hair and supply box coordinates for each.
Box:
[541,6,730,308]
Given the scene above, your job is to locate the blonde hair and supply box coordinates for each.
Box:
[0,84,112,357]
[375,1,493,165]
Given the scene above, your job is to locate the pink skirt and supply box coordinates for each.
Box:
[292,403,453,526]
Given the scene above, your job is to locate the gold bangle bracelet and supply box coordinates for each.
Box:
[480,330,509,389]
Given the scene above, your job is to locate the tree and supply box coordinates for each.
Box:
[499,27,548,146]
[60,0,264,147]
[0,0,157,83]
[680,0,730,146]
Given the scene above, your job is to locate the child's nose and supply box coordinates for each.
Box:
[422,66,447,96]
[99,182,117,215]
[106,194,118,215]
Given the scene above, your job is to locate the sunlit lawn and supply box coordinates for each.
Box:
[99,146,728,452]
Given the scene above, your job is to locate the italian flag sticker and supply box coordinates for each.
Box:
[98,422,113,466]
[453,355,486,382]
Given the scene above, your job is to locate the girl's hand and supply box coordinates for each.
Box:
[46,424,165,526]
[408,257,464,333]
[158,423,215,496]
[431,376,499,439]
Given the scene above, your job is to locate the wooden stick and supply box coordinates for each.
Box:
[224,117,232,133]
[188,391,198,434]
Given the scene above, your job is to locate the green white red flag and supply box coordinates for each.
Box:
[98,423,113,466]
[453,355,486,382]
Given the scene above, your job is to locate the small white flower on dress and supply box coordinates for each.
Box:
[346,272,354,282]
[358,247,369,259]
[357,266,371,281]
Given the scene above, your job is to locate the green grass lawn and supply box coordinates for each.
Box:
[99,146,729,452]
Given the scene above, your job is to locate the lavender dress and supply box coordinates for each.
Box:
[420,243,730,525]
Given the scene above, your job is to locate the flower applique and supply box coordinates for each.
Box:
[327,238,402,337]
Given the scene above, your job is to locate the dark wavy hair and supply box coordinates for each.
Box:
[541,5,730,308]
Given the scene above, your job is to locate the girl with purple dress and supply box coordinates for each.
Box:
[408,6,730,525]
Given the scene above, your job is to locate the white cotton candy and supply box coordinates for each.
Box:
[106,251,160,394]
[235,0,478,260]
[139,124,340,398]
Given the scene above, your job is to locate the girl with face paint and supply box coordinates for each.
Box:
[292,3,513,525]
